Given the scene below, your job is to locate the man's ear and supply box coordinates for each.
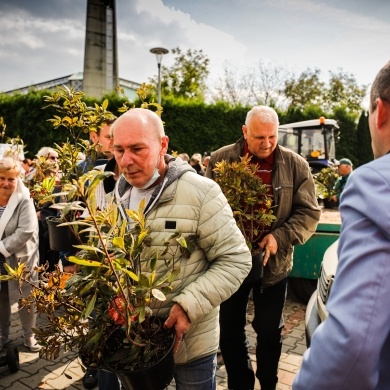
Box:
[242,125,247,139]
[161,135,169,155]
[376,98,389,130]
[90,131,98,144]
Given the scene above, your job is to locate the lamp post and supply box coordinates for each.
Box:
[150,47,169,105]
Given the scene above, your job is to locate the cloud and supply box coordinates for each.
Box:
[117,0,247,85]
[0,0,388,93]
[266,0,390,33]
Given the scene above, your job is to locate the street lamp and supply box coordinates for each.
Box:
[150,47,169,105]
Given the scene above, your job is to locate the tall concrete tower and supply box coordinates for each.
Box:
[83,0,118,97]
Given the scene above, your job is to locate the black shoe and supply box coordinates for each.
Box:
[83,368,98,389]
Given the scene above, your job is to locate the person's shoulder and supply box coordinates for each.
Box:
[349,155,390,184]
[277,145,309,166]
[179,170,218,191]
[210,141,239,162]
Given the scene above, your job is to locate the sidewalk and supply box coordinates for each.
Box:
[0,285,306,390]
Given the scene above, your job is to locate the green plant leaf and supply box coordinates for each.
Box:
[83,293,97,319]
[68,256,107,268]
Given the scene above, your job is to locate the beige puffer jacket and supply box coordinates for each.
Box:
[115,156,252,364]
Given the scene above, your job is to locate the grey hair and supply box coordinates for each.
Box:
[112,108,165,140]
[190,153,202,163]
[0,157,21,175]
[370,61,390,112]
[36,146,57,158]
[245,106,279,126]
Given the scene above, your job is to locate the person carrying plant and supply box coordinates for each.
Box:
[108,108,252,390]
[206,106,321,390]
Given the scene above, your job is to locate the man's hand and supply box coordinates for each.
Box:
[259,233,278,266]
[63,264,78,274]
[164,303,191,353]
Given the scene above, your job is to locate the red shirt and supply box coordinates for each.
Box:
[243,142,275,241]
[243,142,275,197]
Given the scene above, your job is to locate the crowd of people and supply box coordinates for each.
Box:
[1,59,390,390]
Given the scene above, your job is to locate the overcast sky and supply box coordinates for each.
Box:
[1,0,389,96]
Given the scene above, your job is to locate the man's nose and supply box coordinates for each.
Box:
[262,139,271,148]
[121,150,134,166]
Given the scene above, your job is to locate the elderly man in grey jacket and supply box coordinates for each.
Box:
[105,108,252,390]
[206,106,321,390]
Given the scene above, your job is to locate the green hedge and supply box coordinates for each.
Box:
[0,91,366,166]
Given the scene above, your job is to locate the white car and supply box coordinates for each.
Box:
[305,239,338,347]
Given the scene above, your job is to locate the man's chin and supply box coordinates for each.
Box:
[124,174,142,187]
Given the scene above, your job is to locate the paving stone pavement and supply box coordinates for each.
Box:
[0,284,306,390]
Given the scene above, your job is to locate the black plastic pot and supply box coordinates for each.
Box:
[103,321,175,390]
[47,217,87,252]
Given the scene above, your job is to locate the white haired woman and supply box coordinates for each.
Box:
[0,157,40,352]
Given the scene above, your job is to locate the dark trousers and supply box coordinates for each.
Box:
[220,277,287,390]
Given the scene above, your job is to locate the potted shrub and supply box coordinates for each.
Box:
[27,85,115,252]
[312,165,339,208]
[212,154,276,268]
[1,161,193,390]
[0,85,190,389]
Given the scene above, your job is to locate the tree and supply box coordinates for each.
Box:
[355,110,373,167]
[212,64,248,107]
[284,68,367,118]
[284,68,325,110]
[244,60,290,108]
[153,47,210,101]
[325,70,367,114]
[332,106,357,161]
[212,60,290,109]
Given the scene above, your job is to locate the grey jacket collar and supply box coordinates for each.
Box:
[116,154,196,215]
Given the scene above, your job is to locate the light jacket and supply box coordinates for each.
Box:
[114,156,252,364]
[206,138,321,287]
[0,178,39,272]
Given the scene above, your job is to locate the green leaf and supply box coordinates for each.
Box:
[138,273,150,287]
[71,245,104,254]
[83,293,97,319]
[123,269,139,282]
[3,263,17,277]
[68,256,107,268]
[112,236,125,250]
[79,280,96,296]
[175,235,187,248]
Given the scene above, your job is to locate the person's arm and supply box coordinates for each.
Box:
[0,198,37,257]
[293,165,390,389]
[272,159,321,250]
[172,179,252,323]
